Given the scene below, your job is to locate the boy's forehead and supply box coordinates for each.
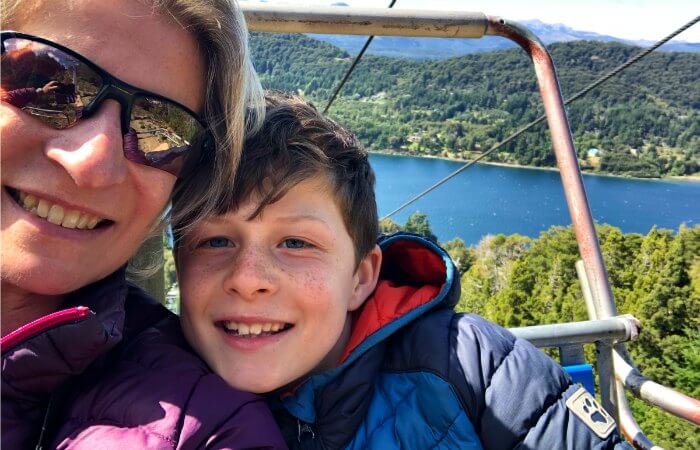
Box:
[211,178,343,226]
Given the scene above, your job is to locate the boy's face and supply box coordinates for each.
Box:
[177,178,381,393]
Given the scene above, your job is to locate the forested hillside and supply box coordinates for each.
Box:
[250,33,700,178]
[379,215,700,449]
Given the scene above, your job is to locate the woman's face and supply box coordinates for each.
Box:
[1,0,205,295]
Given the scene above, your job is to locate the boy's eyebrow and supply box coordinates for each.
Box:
[207,212,334,231]
[270,214,333,230]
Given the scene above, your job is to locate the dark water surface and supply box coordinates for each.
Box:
[371,153,700,245]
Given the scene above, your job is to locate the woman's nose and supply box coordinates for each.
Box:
[44,100,128,188]
[223,246,278,301]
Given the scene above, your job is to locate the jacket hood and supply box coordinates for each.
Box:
[281,232,459,422]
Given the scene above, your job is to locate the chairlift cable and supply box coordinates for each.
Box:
[381,15,699,220]
[323,0,398,115]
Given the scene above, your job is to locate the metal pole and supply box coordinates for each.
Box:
[508,316,639,348]
[484,18,617,320]
[244,5,488,37]
[576,260,598,320]
[575,257,620,426]
[614,348,700,426]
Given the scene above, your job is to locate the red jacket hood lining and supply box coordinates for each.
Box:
[338,239,446,363]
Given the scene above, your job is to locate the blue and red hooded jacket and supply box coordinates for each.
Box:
[271,232,632,449]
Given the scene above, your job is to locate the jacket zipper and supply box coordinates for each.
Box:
[1,306,91,352]
[297,419,316,443]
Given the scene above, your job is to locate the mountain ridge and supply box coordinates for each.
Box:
[308,18,699,59]
[250,32,699,178]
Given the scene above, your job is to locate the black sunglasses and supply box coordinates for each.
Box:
[1,31,208,177]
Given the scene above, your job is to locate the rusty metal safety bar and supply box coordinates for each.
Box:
[508,316,640,348]
[242,5,700,446]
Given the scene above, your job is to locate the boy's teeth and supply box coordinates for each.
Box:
[15,189,105,230]
[222,321,288,336]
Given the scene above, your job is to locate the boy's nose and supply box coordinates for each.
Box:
[45,100,128,188]
[223,247,278,300]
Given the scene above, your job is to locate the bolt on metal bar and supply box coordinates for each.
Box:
[508,316,640,348]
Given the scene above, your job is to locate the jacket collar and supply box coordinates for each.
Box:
[280,233,457,424]
[2,268,130,399]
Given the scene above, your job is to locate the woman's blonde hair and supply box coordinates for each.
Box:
[2,0,265,232]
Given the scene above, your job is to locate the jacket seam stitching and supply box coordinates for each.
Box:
[510,379,572,448]
[360,378,417,442]
[483,337,516,396]
[428,410,466,449]
[357,371,469,448]
[447,314,478,424]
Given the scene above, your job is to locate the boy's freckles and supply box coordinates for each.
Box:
[177,178,370,394]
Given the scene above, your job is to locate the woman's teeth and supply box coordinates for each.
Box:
[222,321,290,337]
[17,190,104,230]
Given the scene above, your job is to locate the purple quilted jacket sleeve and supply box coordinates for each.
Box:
[51,318,286,449]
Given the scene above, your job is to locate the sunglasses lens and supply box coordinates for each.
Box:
[130,96,203,176]
[1,37,103,128]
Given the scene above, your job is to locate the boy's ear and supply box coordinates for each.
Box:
[348,244,382,312]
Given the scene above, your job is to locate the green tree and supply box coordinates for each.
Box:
[379,217,402,234]
[403,212,437,242]
[443,237,474,273]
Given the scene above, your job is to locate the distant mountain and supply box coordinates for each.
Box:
[309,19,698,59]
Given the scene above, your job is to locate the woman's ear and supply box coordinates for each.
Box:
[348,244,382,312]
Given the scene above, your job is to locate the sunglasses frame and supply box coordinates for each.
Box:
[1,30,208,173]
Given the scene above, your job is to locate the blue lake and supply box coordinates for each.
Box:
[371,153,700,245]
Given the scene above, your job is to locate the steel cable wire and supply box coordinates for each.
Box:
[380,15,699,220]
[322,0,398,115]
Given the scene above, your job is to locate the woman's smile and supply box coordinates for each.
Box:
[1,0,203,297]
[5,186,111,230]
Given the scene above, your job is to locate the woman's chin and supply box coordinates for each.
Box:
[1,259,104,298]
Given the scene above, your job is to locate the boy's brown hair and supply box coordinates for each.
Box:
[175,91,378,265]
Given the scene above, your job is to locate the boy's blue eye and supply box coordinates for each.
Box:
[282,238,310,249]
[205,237,232,248]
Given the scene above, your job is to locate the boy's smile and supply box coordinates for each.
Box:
[177,178,381,393]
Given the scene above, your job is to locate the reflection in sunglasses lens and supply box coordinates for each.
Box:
[1,36,202,176]
[131,96,202,175]
[0,38,102,129]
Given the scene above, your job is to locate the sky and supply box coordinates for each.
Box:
[246,0,700,42]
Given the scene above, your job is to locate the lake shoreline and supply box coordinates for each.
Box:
[370,153,699,245]
[369,150,700,183]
